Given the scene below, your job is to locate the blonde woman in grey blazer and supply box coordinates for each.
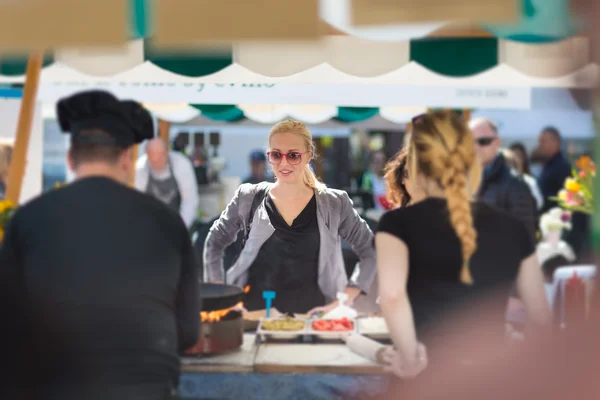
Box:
[204,120,376,315]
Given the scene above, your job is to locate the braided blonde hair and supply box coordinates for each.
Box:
[408,110,481,284]
[269,120,327,193]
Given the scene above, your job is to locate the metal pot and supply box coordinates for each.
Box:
[198,283,244,312]
[185,310,244,355]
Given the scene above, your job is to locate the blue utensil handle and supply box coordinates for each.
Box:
[263,291,276,318]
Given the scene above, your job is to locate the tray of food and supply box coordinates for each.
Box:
[257,315,308,339]
[356,317,389,339]
[309,317,356,339]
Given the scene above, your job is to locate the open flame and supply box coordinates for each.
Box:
[200,285,251,323]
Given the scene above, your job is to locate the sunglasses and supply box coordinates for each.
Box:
[267,151,307,165]
[475,137,497,147]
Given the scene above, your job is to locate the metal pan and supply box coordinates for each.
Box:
[199,283,244,312]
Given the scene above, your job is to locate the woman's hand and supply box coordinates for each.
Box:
[381,343,428,379]
[307,301,338,318]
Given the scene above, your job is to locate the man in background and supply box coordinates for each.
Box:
[135,138,199,229]
[533,127,591,259]
[532,127,571,213]
[470,118,537,239]
[243,150,271,184]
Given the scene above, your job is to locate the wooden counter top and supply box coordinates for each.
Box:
[181,334,384,375]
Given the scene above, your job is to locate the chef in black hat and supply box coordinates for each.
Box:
[0,90,199,399]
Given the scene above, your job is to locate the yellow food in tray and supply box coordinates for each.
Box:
[261,316,305,331]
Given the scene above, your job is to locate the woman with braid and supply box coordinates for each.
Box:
[375,111,551,379]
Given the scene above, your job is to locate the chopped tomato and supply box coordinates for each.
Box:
[311,318,354,331]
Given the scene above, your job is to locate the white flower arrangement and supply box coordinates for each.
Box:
[539,207,572,237]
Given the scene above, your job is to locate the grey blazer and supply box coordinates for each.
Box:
[203,183,376,302]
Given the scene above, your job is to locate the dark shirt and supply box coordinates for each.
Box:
[538,152,571,213]
[245,194,324,314]
[0,177,199,386]
[377,198,535,344]
[0,180,5,200]
[478,153,537,240]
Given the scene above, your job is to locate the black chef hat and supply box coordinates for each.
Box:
[57,90,154,148]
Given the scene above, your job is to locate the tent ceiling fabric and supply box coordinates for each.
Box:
[233,36,410,77]
[319,0,446,41]
[0,37,594,87]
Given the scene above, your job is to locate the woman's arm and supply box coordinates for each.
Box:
[376,232,420,366]
[516,253,552,327]
[338,191,377,299]
[203,186,246,282]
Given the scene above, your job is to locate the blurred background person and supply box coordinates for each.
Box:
[191,146,209,186]
[0,143,13,200]
[361,150,389,210]
[243,150,272,184]
[376,111,550,379]
[135,138,199,230]
[172,133,189,156]
[503,148,543,211]
[469,118,537,240]
[532,126,571,213]
[531,127,591,260]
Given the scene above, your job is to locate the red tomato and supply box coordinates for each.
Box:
[312,319,353,331]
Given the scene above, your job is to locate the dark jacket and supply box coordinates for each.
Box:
[538,152,571,214]
[478,154,537,240]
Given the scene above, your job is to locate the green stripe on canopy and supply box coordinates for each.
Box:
[0,54,55,76]
[410,38,498,77]
[191,104,245,121]
[144,41,233,77]
[336,107,380,123]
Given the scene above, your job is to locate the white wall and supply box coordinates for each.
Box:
[0,98,43,203]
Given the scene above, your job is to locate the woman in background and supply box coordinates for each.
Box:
[505,146,543,210]
[204,120,376,315]
[0,144,13,200]
[376,110,551,379]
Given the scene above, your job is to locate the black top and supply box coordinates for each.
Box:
[539,152,571,213]
[245,194,324,314]
[0,177,199,385]
[478,153,537,241]
[377,198,535,344]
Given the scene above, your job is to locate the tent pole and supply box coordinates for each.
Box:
[5,52,43,204]
[159,119,170,142]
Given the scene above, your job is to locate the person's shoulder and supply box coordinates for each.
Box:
[170,151,192,165]
[321,187,348,200]
[235,182,273,203]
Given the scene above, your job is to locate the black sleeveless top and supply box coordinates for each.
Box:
[245,194,324,314]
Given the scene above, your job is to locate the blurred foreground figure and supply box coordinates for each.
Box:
[376,289,599,399]
[0,91,199,399]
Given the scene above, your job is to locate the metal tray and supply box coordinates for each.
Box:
[307,318,357,339]
[257,317,308,340]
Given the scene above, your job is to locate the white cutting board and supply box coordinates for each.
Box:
[255,343,380,368]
